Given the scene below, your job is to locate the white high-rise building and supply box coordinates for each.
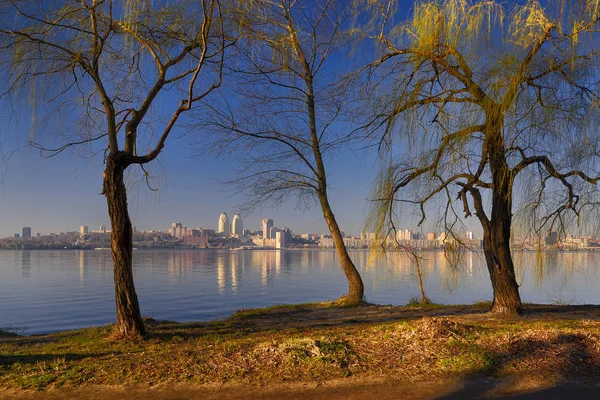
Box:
[218,212,230,236]
[80,225,88,235]
[275,231,286,249]
[465,231,474,240]
[231,213,243,236]
[262,218,273,239]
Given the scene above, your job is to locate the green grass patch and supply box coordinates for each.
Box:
[2,304,600,390]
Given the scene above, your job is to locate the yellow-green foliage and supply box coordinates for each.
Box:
[507,0,552,47]
[405,0,503,54]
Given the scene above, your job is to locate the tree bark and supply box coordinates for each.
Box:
[318,191,364,305]
[482,224,523,315]
[415,259,430,304]
[484,121,523,315]
[103,153,145,337]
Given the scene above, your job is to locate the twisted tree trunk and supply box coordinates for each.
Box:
[319,191,364,305]
[486,195,523,315]
[484,125,523,315]
[103,153,145,337]
[482,224,523,315]
[469,174,522,315]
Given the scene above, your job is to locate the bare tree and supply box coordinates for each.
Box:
[360,0,600,314]
[199,0,365,304]
[0,0,228,337]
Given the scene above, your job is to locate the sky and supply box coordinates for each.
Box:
[0,112,390,238]
[0,0,493,240]
[0,99,485,239]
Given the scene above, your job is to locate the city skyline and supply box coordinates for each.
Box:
[0,139,399,239]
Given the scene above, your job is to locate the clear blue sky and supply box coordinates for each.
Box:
[0,111,387,238]
[0,0,484,239]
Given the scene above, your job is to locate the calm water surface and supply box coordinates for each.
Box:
[1,249,599,334]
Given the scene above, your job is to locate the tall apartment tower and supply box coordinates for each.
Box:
[218,212,230,236]
[22,227,32,238]
[231,213,243,236]
[262,218,273,239]
[80,225,89,235]
[275,231,286,249]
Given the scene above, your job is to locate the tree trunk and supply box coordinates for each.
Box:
[482,226,523,315]
[104,153,145,337]
[415,259,431,304]
[485,121,523,315]
[318,192,364,305]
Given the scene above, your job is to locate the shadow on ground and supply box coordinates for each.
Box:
[4,304,600,398]
[0,352,120,368]
[437,322,600,398]
[147,303,600,340]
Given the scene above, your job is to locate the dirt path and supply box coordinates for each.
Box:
[3,377,600,399]
[222,303,600,333]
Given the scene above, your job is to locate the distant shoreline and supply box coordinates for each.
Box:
[1,247,600,253]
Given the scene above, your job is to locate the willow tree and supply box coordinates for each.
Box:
[0,0,227,337]
[361,0,600,314]
[199,0,365,304]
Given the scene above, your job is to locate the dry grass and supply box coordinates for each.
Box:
[2,304,600,391]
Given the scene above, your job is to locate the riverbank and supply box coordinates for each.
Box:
[3,303,600,398]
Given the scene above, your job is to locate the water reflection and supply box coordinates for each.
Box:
[21,250,31,278]
[4,249,600,334]
[79,250,85,283]
[217,253,226,292]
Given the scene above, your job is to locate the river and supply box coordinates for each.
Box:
[1,249,599,334]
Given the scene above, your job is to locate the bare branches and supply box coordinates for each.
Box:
[196,0,356,207]
[1,0,231,175]
[27,133,108,158]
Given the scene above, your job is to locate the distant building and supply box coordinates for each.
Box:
[276,231,286,249]
[170,222,187,239]
[218,213,230,236]
[319,237,334,248]
[465,231,474,240]
[262,218,273,239]
[201,228,216,237]
[283,227,293,242]
[545,231,558,246]
[80,225,89,235]
[100,225,106,233]
[36,233,41,237]
[184,229,209,247]
[427,232,436,240]
[13,233,20,239]
[231,213,243,236]
[396,229,412,241]
[22,227,31,238]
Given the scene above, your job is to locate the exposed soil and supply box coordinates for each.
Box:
[4,303,600,399]
[226,303,600,331]
[3,376,600,399]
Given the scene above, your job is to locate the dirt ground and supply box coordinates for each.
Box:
[4,303,600,399]
[3,376,600,399]
[226,303,600,331]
